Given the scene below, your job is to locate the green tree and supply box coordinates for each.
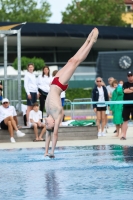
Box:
[13,56,45,70]
[0,0,52,22]
[61,0,126,26]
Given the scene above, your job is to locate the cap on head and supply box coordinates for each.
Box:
[127,71,133,76]
[2,98,9,104]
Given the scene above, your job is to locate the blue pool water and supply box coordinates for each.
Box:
[0,145,133,200]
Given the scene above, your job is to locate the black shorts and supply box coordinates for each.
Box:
[26,92,37,106]
[61,98,65,107]
[1,120,8,130]
[97,106,106,111]
[122,106,133,121]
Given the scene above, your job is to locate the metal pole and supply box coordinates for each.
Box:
[17,29,21,111]
[4,36,7,98]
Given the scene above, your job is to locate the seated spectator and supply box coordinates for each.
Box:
[0,98,25,143]
[29,102,46,141]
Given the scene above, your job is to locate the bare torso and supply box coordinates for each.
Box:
[45,85,62,119]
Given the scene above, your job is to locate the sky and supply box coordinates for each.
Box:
[47,0,72,23]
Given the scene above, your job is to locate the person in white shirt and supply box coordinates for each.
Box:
[106,77,115,100]
[29,102,46,141]
[106,77,116,133]
[0,98,25,143]
[92,77,109,137]
[37,66,53,119]
[24,63,39,125]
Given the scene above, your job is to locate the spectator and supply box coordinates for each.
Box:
[0,98,25,143]
[106,77,116,133]
[110,80,123,137]
[121,71,133,140]
[24,63,39,126]
[101,80,108,131]
[29,102,46,141]
[37,66,52,119]
[119,80,124,86]
[106,77,115,100]
[52,70,66,122]
[0,80,3,101]
[92,77,109,137]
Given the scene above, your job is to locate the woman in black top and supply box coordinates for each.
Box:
[92,77,109,137]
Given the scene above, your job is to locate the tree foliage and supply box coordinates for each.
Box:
[66,88,92,101]
[0,0,52,22]
[13,56,45,70]
[61,0,126,26]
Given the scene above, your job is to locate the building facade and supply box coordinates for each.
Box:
[123,0,133,27]
[0,22,133,88]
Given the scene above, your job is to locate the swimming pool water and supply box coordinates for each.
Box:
[0,145,133,200]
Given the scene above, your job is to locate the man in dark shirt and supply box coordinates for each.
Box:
[121,71,133,140]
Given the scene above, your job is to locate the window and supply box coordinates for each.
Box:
[125,5,132,12]
[73,74,96,80]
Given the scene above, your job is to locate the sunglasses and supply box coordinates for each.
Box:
[3,102,8,104]
[97,80,101,82]
[128,74,132,77]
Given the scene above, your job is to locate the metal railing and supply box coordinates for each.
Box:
[1,98,133,124]
[70,100,133,121]
[72,98,93,119]
[64,99,72,110]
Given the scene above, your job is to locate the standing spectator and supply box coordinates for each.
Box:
[0,80,3,101]
[101,80,108,131]
[52,70,66,122]
[119,80,124,86]
[121,71,133,140]
[106,77,115,100]
[24,63,39,126]
[0,98,25,143]
[29,102,46,141]
[37,66,52,119]
[106,77,116,132]
[92,77,109,137]
[110,80,123,137]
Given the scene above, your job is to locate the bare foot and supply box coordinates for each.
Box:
[87,28,99,43]
[114,134,119,137]
[38,138,45,141]
[118,134,122,139]
[33,138,39,142]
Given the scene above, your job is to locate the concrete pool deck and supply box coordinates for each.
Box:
[0,126,133,149]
